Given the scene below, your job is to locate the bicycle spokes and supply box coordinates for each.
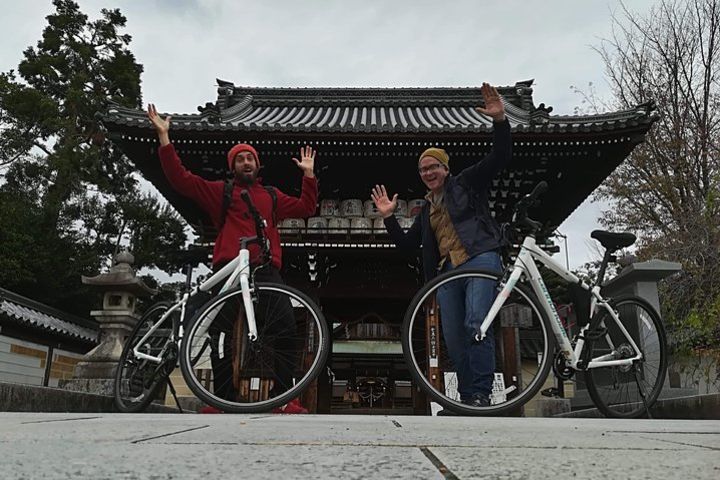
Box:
[180,283,330,413]
[584,296,667,418]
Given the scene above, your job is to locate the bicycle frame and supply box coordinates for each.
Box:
[477,235,644,371]
[131,247,258,364]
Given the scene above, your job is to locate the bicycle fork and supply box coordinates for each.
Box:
[230,249,259,341]
[474,266,524,342]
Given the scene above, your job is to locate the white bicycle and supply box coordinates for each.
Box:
[402,181,668,417]
[114,191,330,413]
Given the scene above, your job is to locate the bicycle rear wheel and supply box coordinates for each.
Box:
[402,268,554,416]
[114,302,176,413]
[584,295,668,418]
[180,282,330,413]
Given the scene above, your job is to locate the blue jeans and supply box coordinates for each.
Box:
[437,251,501,400]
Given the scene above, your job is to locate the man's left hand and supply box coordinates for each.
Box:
[293,145,316,178]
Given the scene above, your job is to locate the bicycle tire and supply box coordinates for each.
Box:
[180,282,330,413]
[114,302,175,413]
[584,295,668,418]
[402,268,555,416]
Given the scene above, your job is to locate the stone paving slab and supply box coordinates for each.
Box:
[0,413,718,479]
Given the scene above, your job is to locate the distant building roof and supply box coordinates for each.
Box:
[0,288,99,344]
[104,79,657,135]
[100,78,659,241]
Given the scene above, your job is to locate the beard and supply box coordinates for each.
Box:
[235,170,258,185]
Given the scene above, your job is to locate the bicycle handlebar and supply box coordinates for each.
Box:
[511,181,548,233]
[515,181,547,211]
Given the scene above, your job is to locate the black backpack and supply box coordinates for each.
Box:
[219,179,277,231]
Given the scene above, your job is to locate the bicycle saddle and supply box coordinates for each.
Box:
[590,230,636,252]
[177,246,211,266]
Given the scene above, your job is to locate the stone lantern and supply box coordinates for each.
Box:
[60,251,155,395]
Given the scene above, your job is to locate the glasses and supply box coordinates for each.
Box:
[418,163,445,175]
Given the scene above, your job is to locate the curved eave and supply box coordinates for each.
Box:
[0,299,99,344]
[101,109,657,136]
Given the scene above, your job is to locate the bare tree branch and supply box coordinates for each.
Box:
[595,0,720,351]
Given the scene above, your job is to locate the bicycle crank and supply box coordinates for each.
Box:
[552,350,575,380]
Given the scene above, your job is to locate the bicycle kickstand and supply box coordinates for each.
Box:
[167,378,184,413]
[633,366,652,419]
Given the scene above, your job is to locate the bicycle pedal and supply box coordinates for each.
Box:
[541,387,561,398]
[585,327,608,340]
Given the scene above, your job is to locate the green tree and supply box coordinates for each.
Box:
[0,0,187,315]
[588,0,720,351]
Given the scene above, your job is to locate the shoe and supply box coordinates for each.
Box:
[198,406,224,414]
[463,394,491,408]
[436,408,458,416]
[272,398,309,414]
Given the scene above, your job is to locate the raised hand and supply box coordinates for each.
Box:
[147,104,171,146]
[371,184,398,219]
[292,145,316,178]
[475,83,505,122]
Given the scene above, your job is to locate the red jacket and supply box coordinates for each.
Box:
[159,143,318,268]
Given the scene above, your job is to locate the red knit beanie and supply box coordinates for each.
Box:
[227,143,260,170]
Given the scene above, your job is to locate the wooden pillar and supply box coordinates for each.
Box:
[426,296,444,391]
[316,361,332,413]
[499,307,525,416]
[413,384,430,415]
[420,295,443,415]
[300,317,319,413]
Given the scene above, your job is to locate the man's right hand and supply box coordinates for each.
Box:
[147,104,171,146]
[371,184,398,219]
[475,83,505,122]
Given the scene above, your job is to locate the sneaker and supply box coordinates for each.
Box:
[272,398,309,414]
[463,393,491,408]
[198,406,224,414]
[436,408,459,416]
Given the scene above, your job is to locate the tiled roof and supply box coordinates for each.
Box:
[0,288,98,344]
[102,80,658,135]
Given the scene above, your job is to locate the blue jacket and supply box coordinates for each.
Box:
[384,119,511,281]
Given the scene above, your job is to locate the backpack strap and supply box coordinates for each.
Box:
[264,186,277,226]
[219,182,278,231]
[219,179,234,231]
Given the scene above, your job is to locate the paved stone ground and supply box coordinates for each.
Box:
[1,413,718,479]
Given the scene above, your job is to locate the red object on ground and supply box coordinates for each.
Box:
[272,398,309,414]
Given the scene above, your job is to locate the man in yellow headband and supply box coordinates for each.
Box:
[371,83,511,412]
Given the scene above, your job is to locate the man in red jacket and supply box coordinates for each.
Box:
[147,104,318,270]
[147,104,318,413]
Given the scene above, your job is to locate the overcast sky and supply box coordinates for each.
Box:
[1,0,659,269]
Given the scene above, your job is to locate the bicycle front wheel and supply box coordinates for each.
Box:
[403,268,554,416]
[584,295,668,418]
[180,282,330,413]
[114,302,176,413]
